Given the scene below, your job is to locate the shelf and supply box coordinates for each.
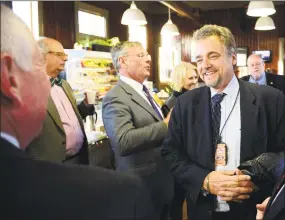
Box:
[78,67,108,72]
[64,49,112,59]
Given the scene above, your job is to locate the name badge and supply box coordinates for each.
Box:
[215,143,227,166]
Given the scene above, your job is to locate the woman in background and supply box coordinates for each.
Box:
[165,62,198,110]
[163,62,198,220]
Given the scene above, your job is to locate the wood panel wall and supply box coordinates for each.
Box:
[42,1,76,49]
[202,4,285,72]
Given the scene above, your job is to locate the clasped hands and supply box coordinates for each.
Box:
[203,169,257,202]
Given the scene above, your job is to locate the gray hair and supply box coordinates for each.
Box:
[1,5,35,72]
[37,38,50,54]
[192,24,236,56]
[110,41,143,71]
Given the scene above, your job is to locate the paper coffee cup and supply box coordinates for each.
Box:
[86,91,96,104]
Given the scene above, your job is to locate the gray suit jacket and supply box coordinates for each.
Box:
[102,79,173,209]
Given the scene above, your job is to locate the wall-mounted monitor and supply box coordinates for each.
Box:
[252,50,272,63]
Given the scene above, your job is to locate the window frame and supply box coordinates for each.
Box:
[74,2,109,42]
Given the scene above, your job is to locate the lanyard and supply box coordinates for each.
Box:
[218,89,240,142]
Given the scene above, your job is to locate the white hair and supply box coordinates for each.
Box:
[1,5,35,72]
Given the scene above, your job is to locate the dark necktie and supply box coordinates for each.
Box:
[50,77,63,87]
[211,93,226,146]
[142,85,163,120]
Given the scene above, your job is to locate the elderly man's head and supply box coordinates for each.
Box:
[0,5,50,148]
[111,41,151,83]
[247,54,265,80]
[38,38,68,78]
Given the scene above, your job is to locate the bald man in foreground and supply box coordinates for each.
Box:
[240,54,285,95]
[26,38,94,165]
[0,5,154,220]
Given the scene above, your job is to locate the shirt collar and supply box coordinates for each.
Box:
[210,75,240,98]
[249,72,267,85]
[0,132,20,149]
[120,75,144,91]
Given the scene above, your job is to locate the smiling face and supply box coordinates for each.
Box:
[183,69,198,90]
[194,36,237,92]
[120,45,151,83]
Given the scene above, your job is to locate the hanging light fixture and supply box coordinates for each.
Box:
[247,1,276,17]
[160,7,180,36]
[255,16,275,31]
[121,1,147,26]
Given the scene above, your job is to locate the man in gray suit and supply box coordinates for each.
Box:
[102,41,173,220]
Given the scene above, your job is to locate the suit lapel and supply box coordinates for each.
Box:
[239,80,259,162]
[193,87,215,169]
[266,73,276,88]
[46,96,65,132]
[118,80,161,121]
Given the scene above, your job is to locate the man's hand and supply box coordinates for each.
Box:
[256,197,270,220]
[218,169,256,202]
[163,108,172,125]
[203,170,252,201]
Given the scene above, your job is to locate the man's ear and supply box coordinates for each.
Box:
[1,54,23,109]
[232,53,237,66]
[118,56,127,68]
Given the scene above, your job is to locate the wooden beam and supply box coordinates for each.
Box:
[159,1,200,25]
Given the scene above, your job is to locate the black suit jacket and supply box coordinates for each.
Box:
[240,73,285,95]
[0,138,154,220]
[264,169,285,220]
[161,79,285,220]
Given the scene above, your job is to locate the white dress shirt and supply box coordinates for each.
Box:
[120,76,163,117]
[210,75,241,212]
[1,132,20,149]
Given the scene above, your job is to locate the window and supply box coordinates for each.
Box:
[78,10,106,37]
[128,25,147,50]
[75,2,108,40]
[12,1,39,40]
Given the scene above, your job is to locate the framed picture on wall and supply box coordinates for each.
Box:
[236,47,248,67]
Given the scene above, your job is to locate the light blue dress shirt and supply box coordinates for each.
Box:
[248,72,267,85]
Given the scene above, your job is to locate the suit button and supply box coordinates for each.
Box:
[208,210,212,216]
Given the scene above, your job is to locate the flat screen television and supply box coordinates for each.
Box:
[252,50,272,63]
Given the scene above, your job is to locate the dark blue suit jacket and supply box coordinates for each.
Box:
[162,79,285,220]
[0,138,154,220]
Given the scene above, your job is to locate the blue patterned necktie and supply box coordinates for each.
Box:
[50,77,63,87]
[211,93,226,146]
[142,85,163,120]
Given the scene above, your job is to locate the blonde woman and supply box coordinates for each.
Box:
[162,62,198,220]
[165,62,198,110]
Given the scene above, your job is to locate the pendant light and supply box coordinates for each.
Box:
[247,1,276,17]
[160,7,180,36]
[121,1,147,26]
[255,16,275,31]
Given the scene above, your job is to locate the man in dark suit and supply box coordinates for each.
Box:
[0,5,154,219]
[26,37,94,165]
[240,54,285,94]
[102,41,173,219]
[256,168,285,220]
[161,24,285,220]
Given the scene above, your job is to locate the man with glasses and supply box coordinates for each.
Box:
[240,54,285,95]
[27,38,94,165]
[102,41,173,220]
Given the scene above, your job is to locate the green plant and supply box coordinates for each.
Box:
[89,38,110,46]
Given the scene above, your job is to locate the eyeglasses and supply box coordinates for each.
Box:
[48,51,68,59]
[124,52,150,58]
